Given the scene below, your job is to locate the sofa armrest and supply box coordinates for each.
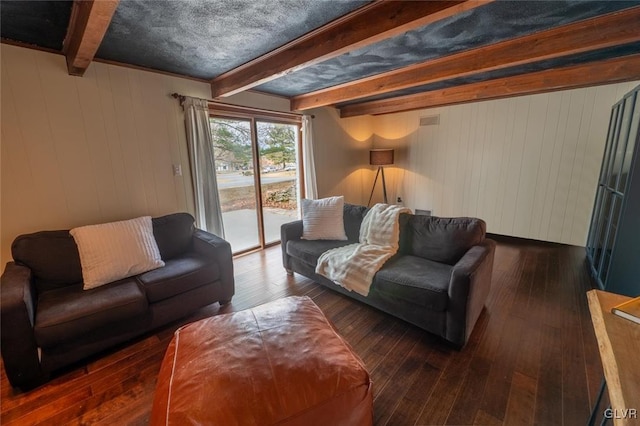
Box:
[0,262,44,388]
[192,230,235,301]
[281,220,303,271]
[446,239,496,347]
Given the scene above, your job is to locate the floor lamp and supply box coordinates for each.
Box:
[367,149,394,207]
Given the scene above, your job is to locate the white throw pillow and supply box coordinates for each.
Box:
[301,196,347,240]
[70,216,165,290]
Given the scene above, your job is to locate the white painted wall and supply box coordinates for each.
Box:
[0,45,295,265]
[221,90,291,112]
[373,82,639,246]
[305,107,374,205]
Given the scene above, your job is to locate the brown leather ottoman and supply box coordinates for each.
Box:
[151,296,373,425]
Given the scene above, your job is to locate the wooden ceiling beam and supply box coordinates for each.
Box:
[339,54,640,117]
[210,0,491,98]
[63,0,119,76]
[293,6,640,111]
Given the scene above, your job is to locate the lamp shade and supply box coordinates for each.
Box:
[369,149,394,166]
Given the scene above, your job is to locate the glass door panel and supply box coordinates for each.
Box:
[603,103,623,185]
[599,195,622,285]
[619,92,639,194]
[210,117,260,252]
[256,121,301,245]
[610,95,633,191]
[607,101,627,189]
[599,107,618,185]
[591,189,613,274]
[586,186,604,258]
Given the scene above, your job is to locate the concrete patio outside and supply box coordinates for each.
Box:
[222,208,299,253]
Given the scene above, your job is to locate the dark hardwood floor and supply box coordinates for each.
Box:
[0,237,604,425]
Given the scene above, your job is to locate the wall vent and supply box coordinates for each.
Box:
[419,115,440,126]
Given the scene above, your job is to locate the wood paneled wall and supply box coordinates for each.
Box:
[372,82,639,246]
[2,44,636,263]
[0,45,210,264]
[0,45,289,265]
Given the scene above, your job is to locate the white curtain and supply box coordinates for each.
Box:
[183,97,224,237]
[301,115,318,200]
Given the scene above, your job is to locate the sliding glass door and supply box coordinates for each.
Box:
[257,121,300,245]
[210,117,260,252]
[210,115,301,254]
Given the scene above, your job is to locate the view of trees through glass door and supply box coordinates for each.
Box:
[210,116,300,253]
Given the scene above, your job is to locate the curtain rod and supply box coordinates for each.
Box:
[170,93,314,119]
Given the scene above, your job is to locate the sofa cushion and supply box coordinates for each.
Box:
[286,239,355,266]
[343,204,369,241]
[12,230,83,293]
[373,255,451,311]
[137,253,220,303]
[152,213,195,260]
[399,216,485,265]
[34,278,147,347]
[70,216,165,290]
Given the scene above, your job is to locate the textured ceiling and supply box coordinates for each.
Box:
[336,41,640,107]
[0,1,72,51]
[96,0,368,80]
[0,0,368,80]
[258,0,640,97]
[1,0,639,114]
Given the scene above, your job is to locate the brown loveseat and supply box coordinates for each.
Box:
[282,204,495,348]
[0,213,234,389]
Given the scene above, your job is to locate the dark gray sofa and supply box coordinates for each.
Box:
[0,212,234,389]
[281,204,495,348]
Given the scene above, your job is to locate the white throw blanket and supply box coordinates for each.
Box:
[316,203,411,296]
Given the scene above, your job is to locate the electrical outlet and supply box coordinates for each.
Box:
[172,164,182,176]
